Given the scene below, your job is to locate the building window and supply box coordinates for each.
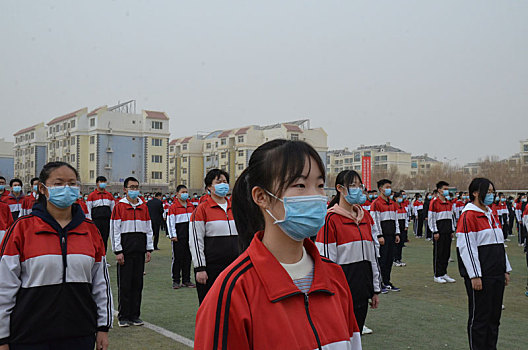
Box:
[89,153,95,161]
[206,143,211,150]
[524,144,528,152]
[90,118,95,127]
[71,137,75,145]
[152,171,163,179]
[152,138,163,146]
[71,154,75,162]
[221,152,226,159]
[182,168,187,174]
[411,162,417,169]
[132,154,135,158]
[238,164,244,170]
[90,136,95,144]
[380,155,387,161]
[238,135,244,143]
[182,180,187,186]
[182,157,187,163]
[426,164,431,169]
[221,138,227,145]
[182,144,188,150]
[363,151,371,157]
[170,146,174,152]
[90,170,94,179]
[152,121,163,129]
[70,120,75,128]
[152,155,163,163]
[238,150,244,157]
[290,133,299,141]
[206,156,211,162]
[354,153,361,162]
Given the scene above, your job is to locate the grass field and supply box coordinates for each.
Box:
[107,226,528,349]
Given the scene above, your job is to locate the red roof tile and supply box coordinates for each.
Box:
[284,124,303,132]
[14,123,40,136]
[181,137,192,143]
[48,108,85,125]
[88,105,106,116]
[145,110,169,120]
[235,127,250,135]
[169,139,179,145]
[218,130,232,138]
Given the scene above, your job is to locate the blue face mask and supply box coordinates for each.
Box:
[368,194,373,199]
[33,185,38,192]
[501,198,506,202]
[384,188,392,197]
[446,195,451,201]
[214,183,230,197]
[522,198,527,203]
[46,185,80,209]
[128,190,140,200]
[402,194,407,199]
[162,197,167,200]
[180,193,189,201]
[0,185,4,191]
[99,183,107,189]
[12,186,22,193]
[266,191,327,241]
[442,190,449,197]
[483,193,494,206]
[397,198,403,203]
[427,195,432,200]
[344,187,366,205]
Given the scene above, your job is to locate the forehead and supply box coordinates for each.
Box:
[127,181,139,187]
[213,175,227,182]
[46,166,77,181]
[300,156,323,179]
[0,179,5,183]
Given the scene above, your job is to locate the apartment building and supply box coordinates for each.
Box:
[0,138,14,182]
[13,123,47,189]
[411,154,440,177]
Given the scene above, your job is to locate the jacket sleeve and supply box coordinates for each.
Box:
[455,213,482,279]
[315,214,337,262]
[167,208,177,239]
[110,205,123,254]
[144,209,154,252]
[0,225,22,345]
[395,212,400,235]
[428,202,438,233]
[90,228,113,331]
[86,194,93,218]
[523,209,528,230]
[370,202,383,238]
[189,207,207,271]
[6,207,14,227]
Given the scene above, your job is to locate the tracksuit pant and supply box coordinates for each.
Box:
[501,214,509,239]
[379,234,396,286]
[433,232,452,277]
[353,299,369,331]
[172,238,192,285]
[117,252,145,321]
[464,277,505,350]
[10,335,96,350]
[151,221,161,250]
[93,216,110,253]
[414,210,424,237]
[196,263,228,304]
[394,220,407,262]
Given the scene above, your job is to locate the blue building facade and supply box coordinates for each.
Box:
[0,157,14,180]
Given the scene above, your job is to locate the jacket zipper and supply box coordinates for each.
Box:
[357,224,366,261]
[133,208,137,232]
[304,293,322,350]
[60,232,67,283]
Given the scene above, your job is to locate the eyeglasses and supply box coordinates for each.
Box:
[48,181,81,188]
[349,184,365,191]
[127,186,140,190]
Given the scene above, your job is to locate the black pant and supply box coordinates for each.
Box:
[426,221,433,239]
[354,299,369,331]
[394,221,407,262]
[196,263,227,304]
[151,221,161,250]
[464,277,505,350]
[93,217,110,253]
[10,335,96,350]
[379,235,396,285]
[172,238,191,284]
[117,252,145,321]
[433,233,452,277]
[501,214,509,239]
[414,212,424,237]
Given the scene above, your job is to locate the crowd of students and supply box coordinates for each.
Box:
[0,140,526,349]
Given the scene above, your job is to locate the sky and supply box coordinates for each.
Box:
[1,0,527,165]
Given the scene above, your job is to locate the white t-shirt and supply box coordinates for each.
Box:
[218,201,228,212]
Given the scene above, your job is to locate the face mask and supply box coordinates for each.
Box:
[114,195,118,199]
[483,193,494,206]
[180,193,189,201]
[417,198,422,202]
[128,190,140,200]
[99,183,107,189]
[265,191,327,241]
[389,195,394,200]
[397,198,403,203]
[13,186,22,193]
[0,185,4,191]
[402,195,407,199]
[427,195,432,200]
[368,195,373,199]
[522,198,527,203]
[384,188,392,197]
[442,190,449,197]
[194,195,198,198]
[46,185,80,209]
[162,197,167,200]
[84,196,88,200]
[446,195,451,201]
[214,183,229,197]
[344,187,366,205]
[31,185,38,192]
[501,198,506,202]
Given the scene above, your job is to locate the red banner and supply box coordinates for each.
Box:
[362,156,371,191]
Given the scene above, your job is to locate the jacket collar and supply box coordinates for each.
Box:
[9,192,25,200]
[247,231,335,302]
[31,202,86,233]
[175,199,193,209]
[462,202,490,215]
[119,196,144,207]
[206,195,231,210]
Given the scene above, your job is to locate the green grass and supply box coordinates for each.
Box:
[106,226,528,349]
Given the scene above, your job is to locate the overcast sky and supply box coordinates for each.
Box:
[1,0,526,164]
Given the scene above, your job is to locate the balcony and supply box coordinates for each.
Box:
[104,164,112,170]
[106,147,113,153]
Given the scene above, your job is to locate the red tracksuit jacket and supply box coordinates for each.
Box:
[194,231,362,350]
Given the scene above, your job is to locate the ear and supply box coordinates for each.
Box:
[38,183,48,198]
[251,187,271,210]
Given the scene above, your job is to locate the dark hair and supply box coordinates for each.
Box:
[204,169,230,188]
[38,162,80,205]
[469,177,495,204]
[432,189,438,194]
[393,191,402,199]
[176,185,187,192]
[232,140,325,251]
[436,181,449,190]
[96,176,107,183]
[377,179,391,189]
[0,176,5,182]
[328,170,362,208]
[155,192,162,197]
[30,177,39,186]
[10,178,22,187]
[124,177,139,188]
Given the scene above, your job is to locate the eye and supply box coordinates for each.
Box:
[293,183,305,188]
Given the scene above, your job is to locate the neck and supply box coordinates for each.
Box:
[127,196,138,204]
[439,195,446,202]
[178,198,187,206]
[473,200,487,212]
[97,188,104,192]
[212,193,227,204]
[338,197,353,211]
[262,223,304,264]
[46,202,72,226]
[381,194,389,201]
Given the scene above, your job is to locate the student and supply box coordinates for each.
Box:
[429,181,456,284]
[19,177,39,217]
[4,179,25,220]
[110,177,153,327]
[0,161,111,350]
[362,190,375,212]
[167,185,196,289]
[423,192,435,240]
[87,176,115,253]
[0,177,9,202]
[393,191,408,267]
[456,177,511,350]
[413,194,425,237]
[316,169,381,331]
[0,201,13,242]
[190,169,238,304]
[146,193,164,250]
[76,194,90,219]
[370,179,401,292]
[191,193,200,207]
[194,139,361,349]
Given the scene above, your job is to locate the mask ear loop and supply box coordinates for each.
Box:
[263,189,284,223]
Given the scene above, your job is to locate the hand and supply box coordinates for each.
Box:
[370,294,379,309]
[116,253,125,265]
[395,236,400,244]
[96,331,109,350]
[471,277,482,291]
[505,273,510,286]
[434,233,440,241]
[0,344,9,350]
[196,271,208,284]
[451,233,454,239]
[145,252,151,263]
[170,237,178,242]
[378,237,385,246]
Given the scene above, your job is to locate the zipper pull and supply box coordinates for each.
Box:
[304,293,309,307]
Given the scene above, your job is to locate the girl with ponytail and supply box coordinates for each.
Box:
[315,170,382,331]
[194,140,362,350]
